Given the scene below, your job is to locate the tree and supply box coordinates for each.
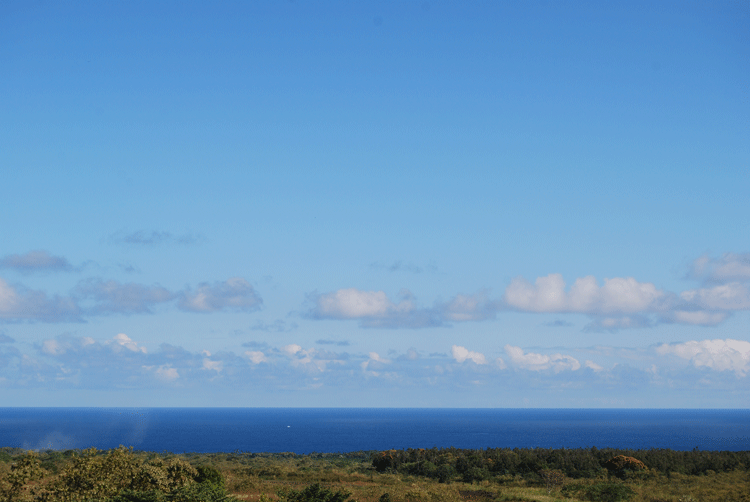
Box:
[0,451,47,502]
[538,469,564,494]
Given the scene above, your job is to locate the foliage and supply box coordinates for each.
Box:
[604,456,647,479]
[562,482,636,502]
[0,451,47,502]
[194,466,224,488]
[277,483,352,502]
[45,446,198,502]
[538,468,564,494]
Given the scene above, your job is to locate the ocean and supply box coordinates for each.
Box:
[1,408,748,453]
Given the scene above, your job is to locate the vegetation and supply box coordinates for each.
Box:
[0,446,747,502]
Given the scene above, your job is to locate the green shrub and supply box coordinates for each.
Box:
[194,466,224,488]
[277,483,352,502]
[562,482,635,502]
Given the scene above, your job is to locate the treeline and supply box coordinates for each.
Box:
[371,447,750,483]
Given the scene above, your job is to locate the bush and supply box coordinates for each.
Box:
[562,482,635,502]
[194,466,224,488]
[277,483,352,502]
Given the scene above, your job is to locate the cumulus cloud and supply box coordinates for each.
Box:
[689,253,750,283]
[656,339,750,377]
[202,358,223,373]
[451,345,487,365]
[0,278,81,323]
[307,288,443,328]
[244,351,267,364]
[504,345,581,372]
[110,333,147,354]
[0,251,73,273]
[504,274,669,314]
[585,360,604,372]
[361,351,390,373]
[178,278,262,313]
[110,230,203,246]
[74,279,173,315]
[154,365,179,381]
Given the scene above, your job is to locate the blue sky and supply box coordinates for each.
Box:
[1,0,748,407]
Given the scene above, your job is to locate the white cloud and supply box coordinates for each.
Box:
[585,360,604,372]
[361,352,391,373]
[313,288,411,318]
[307,288,442,328]
[451,345,487,365]
[244,351,267,364]
[656,339,750,376]
[154,365,179,381]
[282,344,302,356]
[202,358,223,372]
[504,345,581,372]
[504,274,668,314]
[110,333,147,354]
[178,278,262,313]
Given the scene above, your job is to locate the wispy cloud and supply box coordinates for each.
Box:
[0,251,73,273]
[251,319,297,332]
[688,253,750,283]
[73,279,173,315]
[544,319,574,327]
[109,230,204,246]
[178,278,262,313]
[369,260,436,274]
[316,339,350,346]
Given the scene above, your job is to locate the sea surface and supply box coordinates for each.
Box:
[1,408,748,453]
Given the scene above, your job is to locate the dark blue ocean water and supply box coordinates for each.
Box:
[1,408,748,453]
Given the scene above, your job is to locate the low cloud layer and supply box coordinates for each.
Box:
[0,334,746,407]
[0,278,81,323]
[0,274,262,323]
[656,339,750,377]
